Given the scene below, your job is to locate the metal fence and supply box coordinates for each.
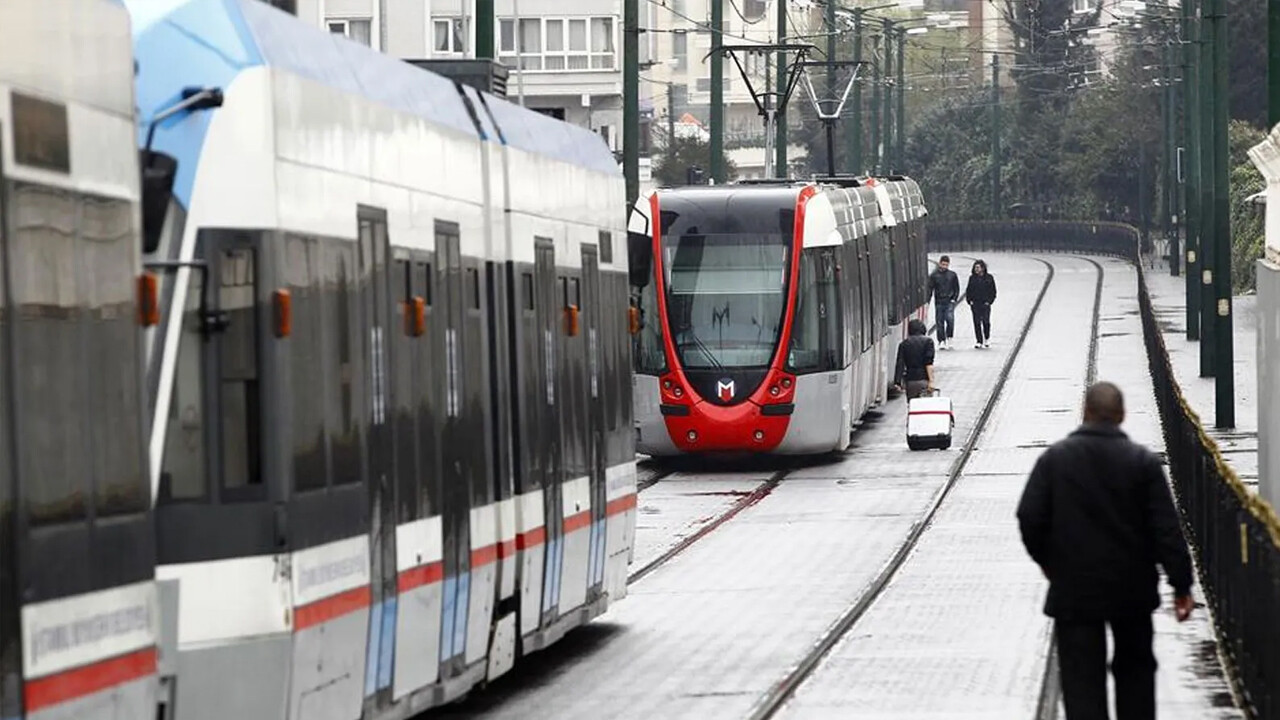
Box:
[929,220,1280,719]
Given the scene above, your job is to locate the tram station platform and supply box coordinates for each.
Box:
[1144,261,1259,491]
[443,253,1242,720]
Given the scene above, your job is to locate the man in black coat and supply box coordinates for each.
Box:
[964,259,996,348]
[927,256,960,349]
[1017,381,1195,720]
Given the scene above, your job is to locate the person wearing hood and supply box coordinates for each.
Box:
[927,256,961,349]
[965,259,997,348]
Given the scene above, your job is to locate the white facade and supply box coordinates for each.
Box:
[1248,124,1280,510]
[294,0,626,151]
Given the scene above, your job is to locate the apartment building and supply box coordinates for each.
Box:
[293,0,628,154]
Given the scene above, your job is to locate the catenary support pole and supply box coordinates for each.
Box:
[711,0,725,183]
[1271,0,1280,127]
[825,0,837,177]
[881,19,892,173]
[1199,0,1217,377]
[776,0,788,177]
[992,53,1001,219]
[896,28,905,174]
[1209,0,1234,426]
[624,0,639,203]
[475,0,494,59]
[851,9,864,174]
[1164,42,1179,275]
[1183,0,1201,340]
[870,34,881,174]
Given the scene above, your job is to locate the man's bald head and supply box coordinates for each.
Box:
[1083,381,1125,425]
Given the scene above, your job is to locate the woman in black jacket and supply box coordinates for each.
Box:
[965,259,997,348]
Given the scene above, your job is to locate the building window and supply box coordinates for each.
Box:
[434,17,467,54]
[498,16,617,72]
[695,77,732,93]
[743,0,767,20]
[328,18,372,46]
[1073,0,1092,12]
[672,31,687,70]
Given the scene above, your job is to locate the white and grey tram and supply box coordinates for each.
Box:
[0,0,638,718]
[629,177,929,456]
[0,1,158,719]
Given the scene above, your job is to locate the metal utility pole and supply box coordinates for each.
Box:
[711,0,726,183]
[1209,0,1234,427]
[1199,0,1217,377]
[776,0,788,177]
[825,0,837,176]
[881,19,892,173]
[1272,0,1280,127]
[667,82,677,163]
[1163,43,1179,275]
[475,0,494,59]
[850,10,864,174]
[1183,0,1201,340]
[624,0,639,203]
[870,34,881,174]
[896,28,905,174]
[992,53,1001,218]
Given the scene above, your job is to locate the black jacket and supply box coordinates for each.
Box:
[965,273,997,305]
[928,268,960,304]
[894,334,934,384]
[1016,424,1194,621]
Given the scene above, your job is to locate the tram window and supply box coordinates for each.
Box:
[83,193,148,515]
[522,272,535,310]
[0,163,9,522]
[161,250,209,501]
[11,183,89,524]
[422,262,433,306]
[288,235,327,493]
[633,258,666,374]
[467,267,480,309]
[786,248,841,374]
[571,277,581,308]
[398,258,412,301]
[597,230,613,264]
[330,243,363,486]
[219,246,262,492]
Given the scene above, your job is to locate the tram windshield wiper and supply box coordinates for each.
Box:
[682,326,725,372]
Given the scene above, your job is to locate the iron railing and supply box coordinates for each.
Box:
[929,220,1279,719]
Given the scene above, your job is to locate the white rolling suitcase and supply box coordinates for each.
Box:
[907,391,954,451]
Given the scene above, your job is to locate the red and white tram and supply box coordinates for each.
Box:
[629,178,929,456]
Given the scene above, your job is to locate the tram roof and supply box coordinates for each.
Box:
[124,0,620,208]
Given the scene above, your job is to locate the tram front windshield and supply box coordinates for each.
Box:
[663,232,790,370]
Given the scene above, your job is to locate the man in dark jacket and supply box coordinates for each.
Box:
[964,259,997,348]
[1017,381,1195,720]
[893,318,934,398]
[927,256,961,349]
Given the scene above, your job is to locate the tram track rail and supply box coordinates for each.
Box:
[1033,255,1105,720]
[745,254,1109,720]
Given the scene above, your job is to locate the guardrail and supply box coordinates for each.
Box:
[929,220,1279,719]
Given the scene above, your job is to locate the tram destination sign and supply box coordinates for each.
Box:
[11,91,70,174]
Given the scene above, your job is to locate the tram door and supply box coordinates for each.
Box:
[534,239,564,626]
[581,246,607,603]
[436,224,470,674]
[358,208,397,706]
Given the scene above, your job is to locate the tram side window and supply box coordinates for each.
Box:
[632,269,665,374]
[787,248,842,374]
[329,242,363,486]
[161,250,209,500]
[287,235,327,492]
[82,193,148,515]
[10,183,90,523]
[597,230,613,264]
[219,246,262,492]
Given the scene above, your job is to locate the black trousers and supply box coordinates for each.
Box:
[1055,615,1157,720]
[971,302,991,343]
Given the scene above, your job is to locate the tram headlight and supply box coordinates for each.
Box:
[781,377,793,389]
[673,386,683,398]
[769,385,780,397]
[753,430,765,442]
[663,379,672,390]
[687,430,698,442]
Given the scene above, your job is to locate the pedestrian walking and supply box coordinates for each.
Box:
[1016,381,1195,720]
[893,318,935,399]
[928,255,960,349]
[965,259,997,348]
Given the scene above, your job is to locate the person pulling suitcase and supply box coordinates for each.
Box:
[893,319,935,399]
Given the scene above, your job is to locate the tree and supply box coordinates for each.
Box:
[1228,120,1265,292]
[652,136,737,187]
